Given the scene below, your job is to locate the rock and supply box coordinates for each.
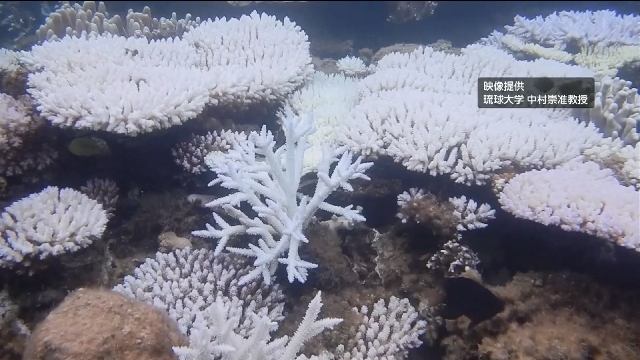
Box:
[23,288,186,360]
[158,231,193,253]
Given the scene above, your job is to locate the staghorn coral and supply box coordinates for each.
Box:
[193,109,372,285]
[173,290,342,360]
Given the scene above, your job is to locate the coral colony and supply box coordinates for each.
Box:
[0,2,639,359]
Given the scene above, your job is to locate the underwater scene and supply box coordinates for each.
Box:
[0,1,639,359]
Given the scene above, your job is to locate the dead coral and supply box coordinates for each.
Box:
[81,178,119,217]
[0,66,28,97]
[439,272,640,360]
[117,189,205,244]
[303,221,359,291]
[479,312,615,360]
[397,189,459,238]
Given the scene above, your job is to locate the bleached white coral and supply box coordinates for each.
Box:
[283,72,361,172]
[449,196,495,231]
[396,188,425,207]
[193,109,372,285]
[336,56,369,76]
[37,1,116,41]
[501,10,640,49]
[577,76,639,145]
[22,33,212,135]
[173,291,342,360]
[182,11,313,104]
[498,161,639,250]
[0,186,108,268]
[481,11,640,76]
[173,130,248,174]
[113,247,285,336]
[590,142,640,190]
[573,45,640,77]
[21,11,312,135]
[499,34,573,62]
[395,188,425,223]
[332,296,426,360]
[0,49,20,74]
[426,236,480,276]
[116,248,430,360]
[337,45,621,185]
[0,94,41,151]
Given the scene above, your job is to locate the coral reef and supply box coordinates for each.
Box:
[193,109,372,284]
[0,3,639,360]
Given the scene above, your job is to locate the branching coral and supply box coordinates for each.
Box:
[0,186,108,268]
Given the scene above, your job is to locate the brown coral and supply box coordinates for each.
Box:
[398,190,459,238]
[23,288,186,360]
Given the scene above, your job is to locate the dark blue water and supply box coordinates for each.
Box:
[3,1,638,51]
